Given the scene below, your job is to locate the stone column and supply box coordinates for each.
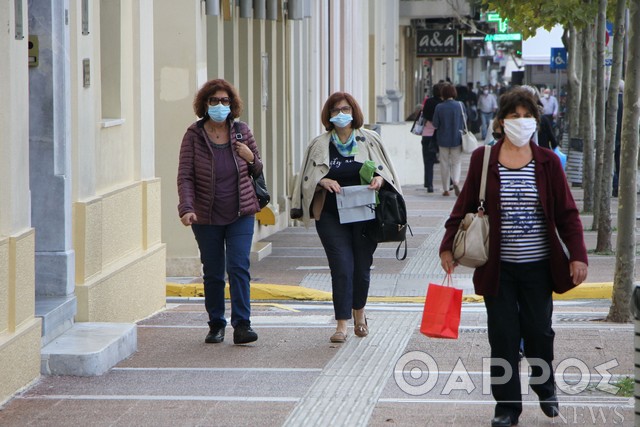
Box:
[28,0,75,298]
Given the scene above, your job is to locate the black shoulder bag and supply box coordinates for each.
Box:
[365,188,412,260]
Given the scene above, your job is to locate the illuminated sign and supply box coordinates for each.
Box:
[484,33,522,42]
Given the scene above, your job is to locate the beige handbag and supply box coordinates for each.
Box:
[453,146,490,268]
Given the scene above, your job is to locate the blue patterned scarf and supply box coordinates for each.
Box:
[331,130,358,157]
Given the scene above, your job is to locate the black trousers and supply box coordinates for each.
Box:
[421,136,438,189]
[315,211,377,320]
[484,260,556,419]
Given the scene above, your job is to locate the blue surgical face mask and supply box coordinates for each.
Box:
[329,112,353,128]
[208,104,231,122]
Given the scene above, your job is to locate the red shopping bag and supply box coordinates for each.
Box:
[420,275,462,339]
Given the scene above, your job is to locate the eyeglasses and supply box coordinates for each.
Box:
[208,97,231,106]
[330,106,352,116]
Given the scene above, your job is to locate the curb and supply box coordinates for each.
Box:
[166,282,613,302]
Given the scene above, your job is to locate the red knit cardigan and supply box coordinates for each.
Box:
[439,140,588,296]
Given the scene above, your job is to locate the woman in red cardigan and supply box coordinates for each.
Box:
[439,88,588,427]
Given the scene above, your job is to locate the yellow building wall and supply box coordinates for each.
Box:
[0,231,42,406]
[74,180,166,322]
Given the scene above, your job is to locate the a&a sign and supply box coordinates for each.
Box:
[416,29,459,57]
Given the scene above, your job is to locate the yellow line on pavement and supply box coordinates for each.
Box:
[167,282,612,302]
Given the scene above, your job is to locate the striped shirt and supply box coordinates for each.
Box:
[499,160,550,263]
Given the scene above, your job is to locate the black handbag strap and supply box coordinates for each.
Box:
[478,145,491,212]
[394,224,413,261]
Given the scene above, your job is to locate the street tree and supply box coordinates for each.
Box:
[580,21,596,213]
[596,0,627,252]
[592,0,607,228]
[609,0,640,323]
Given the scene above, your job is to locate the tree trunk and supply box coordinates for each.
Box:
[580,24,595,213]
[597,0,626,252]
[568,26,583,141]
[593,0,607,230]
[608,0,640,323]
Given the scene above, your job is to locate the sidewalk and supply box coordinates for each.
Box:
[0,154,636,426]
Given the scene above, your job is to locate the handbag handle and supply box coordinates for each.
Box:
[459,102,469,133]
[478,145,491,213]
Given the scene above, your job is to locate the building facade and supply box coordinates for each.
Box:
[1,0,166,405]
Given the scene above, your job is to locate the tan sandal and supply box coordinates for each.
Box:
[330,331,347,343]
[353,310,369,337]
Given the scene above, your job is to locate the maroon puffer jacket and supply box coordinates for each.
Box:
[177,118,264,223]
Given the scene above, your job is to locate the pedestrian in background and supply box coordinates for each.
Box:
[466,82,480,134]
[290,92,401,343]
[432,83,465,196]
[177,78,262,345]
[439,88,588,427]
[521,85,558,150]
[613,80,624,197]
[540,87,559,128]
[420,83,444,193]
[478,85,498,140]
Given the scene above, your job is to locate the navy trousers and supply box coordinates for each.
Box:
[315,211,377,320]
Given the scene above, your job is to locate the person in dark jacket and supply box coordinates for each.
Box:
[177,78,263,345]
[613,80,624,197]
[439,88,588,427]
[522,85,557,150]
[420,83,443,192]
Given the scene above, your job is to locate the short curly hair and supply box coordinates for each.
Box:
[193,79,243,119]
[495,87,540,124]
[320,92,364,131]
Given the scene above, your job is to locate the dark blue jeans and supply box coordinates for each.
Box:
[192,215,254,328]
[484,259,556,420]
[315,211,377,320]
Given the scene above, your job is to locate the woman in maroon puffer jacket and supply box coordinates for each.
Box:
[177,78,263,346]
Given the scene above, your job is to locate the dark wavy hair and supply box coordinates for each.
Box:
[193,79,243,119]
[495,87,540,124]
[320,92,365,131]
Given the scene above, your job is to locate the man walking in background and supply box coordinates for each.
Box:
[540,88,559,128]
[478,86,497,140]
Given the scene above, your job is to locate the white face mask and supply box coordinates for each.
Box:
[503,118,537,147]
[483,90,489,95]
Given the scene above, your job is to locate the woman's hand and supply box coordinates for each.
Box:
[569,261,588,285]
[368,176,384,191]
[181,212,197,226]
[319,178,341,193]
[233,142,255,164]
[440,250,457,274]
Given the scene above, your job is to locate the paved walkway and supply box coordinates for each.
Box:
[0,151,637,426]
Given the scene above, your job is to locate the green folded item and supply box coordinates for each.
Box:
[359,160,376,184]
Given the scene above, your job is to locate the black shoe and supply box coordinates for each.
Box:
[427,187,434,193]
[205,325,225,344]
[234,324,258,344]
[491,415,517,426]
[540,394,560,417]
